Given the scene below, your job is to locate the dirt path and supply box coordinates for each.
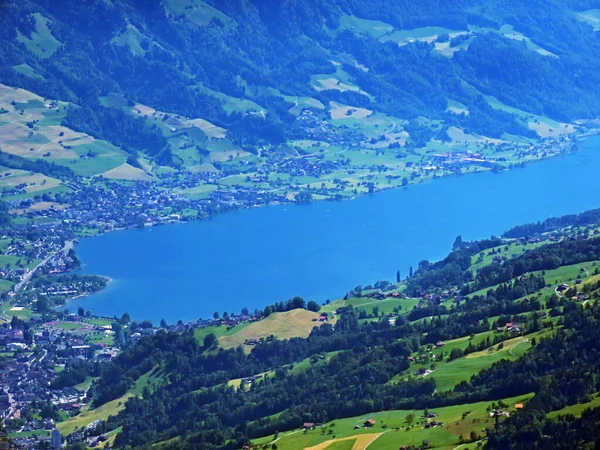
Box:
[304,432,389,450]
[509,338,529,358]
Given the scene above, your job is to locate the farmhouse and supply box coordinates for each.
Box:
[363,418,376,427]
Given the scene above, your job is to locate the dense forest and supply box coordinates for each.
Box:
[2,0,600,164]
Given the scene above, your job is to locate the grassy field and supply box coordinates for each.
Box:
[337,14,393,39]
[193,322,251,345]
[227,350,343,391]
[469,241,545,273]
[110,24,147,56]
[397,328,554,392]
[131,366,167,396]
[164,0,235,27]
[540,261,599,286]
[0,279,14,293]
[74,376,96,393]
[253,394,533,450]
[48,321,94,331]
[0,254,40,270]
[87,318,114,327]
[548,393,600,418]
[16,13,61,58]
[8,430,51,439]
[58,393,133,436]
[218,309,331,350]
[13,63,43,80]
[5,306,35,321]
[101,163,152,181]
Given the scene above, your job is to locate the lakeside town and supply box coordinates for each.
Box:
[1,204,599,448]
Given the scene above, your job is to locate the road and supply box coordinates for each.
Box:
[12,240,73,294]
[1,240,74,322]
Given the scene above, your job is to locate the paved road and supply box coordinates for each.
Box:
[1,240,73,322]
[12,240,73,294]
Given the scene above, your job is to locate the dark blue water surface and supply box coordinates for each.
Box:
[67,137,600,323]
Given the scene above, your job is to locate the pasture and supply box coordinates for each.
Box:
[253,394,533,450]
[101,163,152,181]
[57,393,133,436]
[218,309,332,350]
[16,13,61,58]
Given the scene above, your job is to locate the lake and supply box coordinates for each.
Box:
[67,137,600,323]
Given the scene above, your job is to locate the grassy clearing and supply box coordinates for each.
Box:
[577,9,600,30]
[315,439,355,450]
[382,26,464,46]
[469,241,545,273]
[219,309,331,350]
[74,376,96,393]
[337,14,393,39]
[0,254,40,269]
[228,351,344,390]
[541,261,599,286]
[13,64,43,80]
[16,13,61,58]
[175,183,218,199]
[306,434,377,450]
[110,25,148,56]
[57,393,133,436]
[323,295,418,319]
[193,322,251,345]
[329,102,372,120]
[49,321,93,331]
[196,84,263,115]
[0,279,15,293]
[4,306,35,321]
[8,430,51,439]
[548,393,600,418]
[131,366,166,396]
[399,329,554,392]
[164,0,235,27]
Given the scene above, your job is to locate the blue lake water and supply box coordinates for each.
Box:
[67,137,600,323]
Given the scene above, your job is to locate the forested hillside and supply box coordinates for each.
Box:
[58,214,600,449]
[2,0,600,166]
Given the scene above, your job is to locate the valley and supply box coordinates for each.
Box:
[2,0,600,449]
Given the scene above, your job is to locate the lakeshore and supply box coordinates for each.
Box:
[66,136,600,323]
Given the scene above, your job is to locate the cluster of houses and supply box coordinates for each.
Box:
[0,235,65,285]
[0,317,121,446]
[496,322,523,334]
[10,429,61,450]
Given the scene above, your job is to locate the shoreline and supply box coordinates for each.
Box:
[58,130,600,324]
[74,133,587,242]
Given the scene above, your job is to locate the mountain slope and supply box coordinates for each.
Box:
[68,211,600,449]
[1,0,600,169]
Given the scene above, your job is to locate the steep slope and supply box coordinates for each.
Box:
[1,0,600,170]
